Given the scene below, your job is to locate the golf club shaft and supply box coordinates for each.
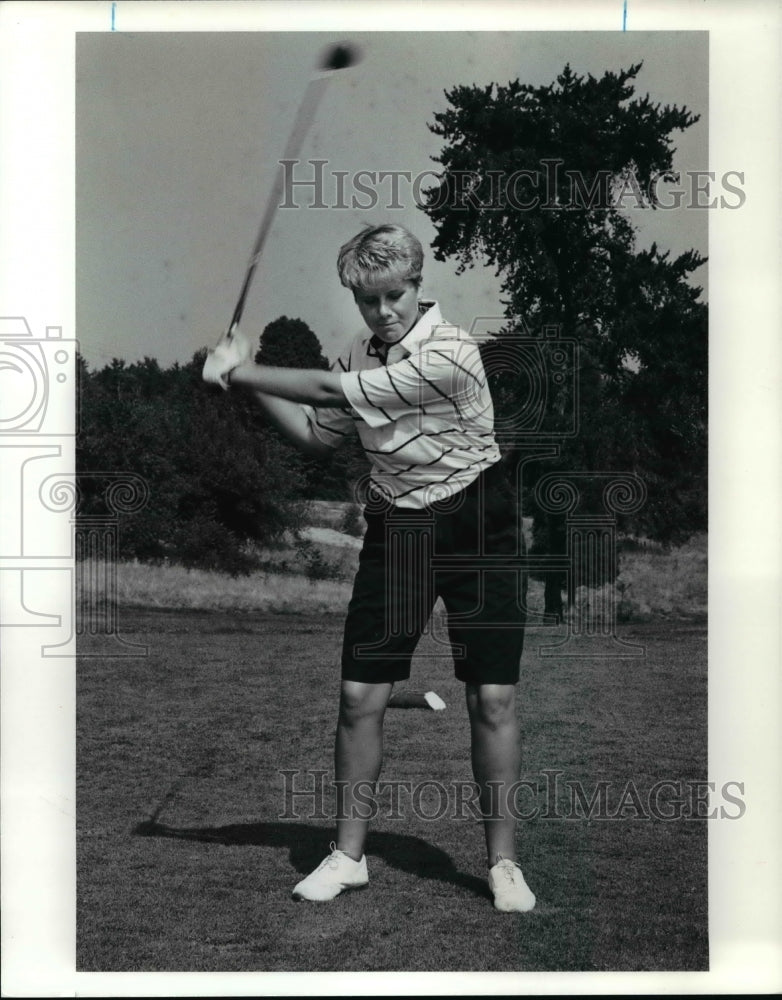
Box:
[228,74,333,333]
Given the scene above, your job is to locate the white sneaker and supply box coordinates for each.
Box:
[291,843,369,902]
[488,857,536,912]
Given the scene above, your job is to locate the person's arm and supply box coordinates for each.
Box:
[229,363,348,407]
[201,329,351,455]
[202,327,347,406]
[246,390,336,458]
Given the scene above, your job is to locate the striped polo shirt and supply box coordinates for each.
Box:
[304,300,501,509]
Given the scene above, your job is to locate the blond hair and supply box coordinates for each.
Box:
[337,224,424,291]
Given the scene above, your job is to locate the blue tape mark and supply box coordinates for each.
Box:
[622,0,627,31]
[111,2,116,30]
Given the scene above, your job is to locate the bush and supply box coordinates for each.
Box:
[77,351,309,575]
[170,517,259,576]
[339,503,365,538]
[292,536,342,583]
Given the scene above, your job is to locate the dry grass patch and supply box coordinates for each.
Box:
[80,529,706,622]
[106,561,353,615]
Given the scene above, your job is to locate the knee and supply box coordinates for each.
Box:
[339,681,390,726]
[468,684,517,729]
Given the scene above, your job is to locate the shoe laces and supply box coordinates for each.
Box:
[317,841,347,871]
[494,855,521,883]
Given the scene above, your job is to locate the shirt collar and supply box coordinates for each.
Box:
[367,300,443,359]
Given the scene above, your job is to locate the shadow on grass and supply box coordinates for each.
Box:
[133,817,488,900]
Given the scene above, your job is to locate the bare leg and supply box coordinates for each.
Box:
[334,679,394,861]
[465,682,521,866]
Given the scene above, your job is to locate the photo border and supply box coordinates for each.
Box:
[1,0,779,995]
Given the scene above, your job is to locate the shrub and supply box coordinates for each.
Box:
[170,517,259,576]
[77,351,309,575]
[292,536,342,583]
[339,503,365,538]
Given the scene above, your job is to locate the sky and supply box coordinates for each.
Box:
[76,30,708,368]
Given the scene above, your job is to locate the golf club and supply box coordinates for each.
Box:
[227,42,362,335]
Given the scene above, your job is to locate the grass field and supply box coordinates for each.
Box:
[86,529,707,622]
[77,607,708,972]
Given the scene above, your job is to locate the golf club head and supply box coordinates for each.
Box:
[320,43,362,72]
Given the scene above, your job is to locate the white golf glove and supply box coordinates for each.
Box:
[202,326,253,390]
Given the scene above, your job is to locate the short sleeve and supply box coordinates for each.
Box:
[340,339,486,429]
[303,344,356,446]
[303,402,355,448]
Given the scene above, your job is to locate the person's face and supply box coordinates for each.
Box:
[353,276,420,343]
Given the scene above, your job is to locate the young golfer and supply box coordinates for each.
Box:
[203,224,535,912]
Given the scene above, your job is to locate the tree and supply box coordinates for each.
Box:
[248,316,368,500]
[254,316,330,370]
[419,63,707,617]
[76,351,309,574]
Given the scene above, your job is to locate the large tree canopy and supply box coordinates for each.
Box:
[423,63,702,324]
[421,65,705,528]
[419,63,707,612]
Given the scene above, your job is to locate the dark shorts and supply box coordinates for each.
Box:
[341,461,527,685]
